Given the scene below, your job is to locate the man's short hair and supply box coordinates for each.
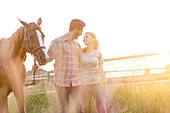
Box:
[69,19,86,31]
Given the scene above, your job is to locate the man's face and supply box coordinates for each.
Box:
[73,27,84,40]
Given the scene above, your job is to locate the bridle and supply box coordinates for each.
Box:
[24,27,46,59]
[24,27,46,86]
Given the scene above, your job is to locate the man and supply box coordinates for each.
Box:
[47,19,85,113]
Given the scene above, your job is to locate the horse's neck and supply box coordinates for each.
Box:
[10,27,26,62]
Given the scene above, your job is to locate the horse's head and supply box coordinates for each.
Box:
[18,18,49,65]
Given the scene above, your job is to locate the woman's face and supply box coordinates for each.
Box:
[83,34,94,45]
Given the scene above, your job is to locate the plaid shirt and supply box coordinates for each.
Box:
[47,34,81,87]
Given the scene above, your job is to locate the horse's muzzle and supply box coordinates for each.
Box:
[37,51,48,66]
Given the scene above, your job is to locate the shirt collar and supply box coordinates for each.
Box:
[63,34,75,43]
[63,34,68,42]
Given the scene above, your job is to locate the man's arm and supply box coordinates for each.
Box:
[47,39,59,62]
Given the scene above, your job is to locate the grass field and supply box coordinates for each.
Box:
[8,82,170,113]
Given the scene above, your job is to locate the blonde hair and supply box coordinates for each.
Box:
[86,32,99,50]
[83,32,99,52]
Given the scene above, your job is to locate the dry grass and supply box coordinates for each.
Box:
[9,82,170,113]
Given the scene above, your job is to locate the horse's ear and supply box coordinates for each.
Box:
[18,18,28,28]
[37,17,42,26]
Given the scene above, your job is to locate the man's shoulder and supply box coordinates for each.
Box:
[56,35,64,40]
[52,35,64,42]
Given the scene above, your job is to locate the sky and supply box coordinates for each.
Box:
[0,0,170,71]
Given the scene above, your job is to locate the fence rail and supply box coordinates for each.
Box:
[26,52,170,87]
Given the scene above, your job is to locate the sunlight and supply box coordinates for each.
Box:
[0,0,169,71]
[0,1,170,113]
[104,52,170,78]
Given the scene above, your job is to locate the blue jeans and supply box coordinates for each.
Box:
[54,82,84,113]
[83,83,107,113]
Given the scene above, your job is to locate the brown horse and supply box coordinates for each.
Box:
[0,18,49,113]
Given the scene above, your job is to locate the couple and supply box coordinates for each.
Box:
[47,19,108,113]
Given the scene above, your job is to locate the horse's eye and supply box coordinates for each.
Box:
[29,36,33,39]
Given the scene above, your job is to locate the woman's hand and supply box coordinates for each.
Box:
[104,87,109,96]
[103,83,109,96]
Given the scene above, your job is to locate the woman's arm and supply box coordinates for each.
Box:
[98,51,108,94]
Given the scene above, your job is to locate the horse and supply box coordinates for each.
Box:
[0,18,49,113]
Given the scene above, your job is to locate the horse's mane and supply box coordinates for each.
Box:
[0,26,24,47]
[8,22,41,59]
[10,22,42,45]
[10,26,25,45]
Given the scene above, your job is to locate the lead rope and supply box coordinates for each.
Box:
[24,59,38,86]
[32,59,38,85]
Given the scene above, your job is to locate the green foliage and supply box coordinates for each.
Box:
[25,86,49,113]
[24,84,60,113]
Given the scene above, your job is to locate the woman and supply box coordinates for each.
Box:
[80,32,108,113]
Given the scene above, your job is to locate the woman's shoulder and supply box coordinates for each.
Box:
[80,47,86,53]
[95,50,102,56]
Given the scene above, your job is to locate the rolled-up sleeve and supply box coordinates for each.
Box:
[47,39,58,62]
